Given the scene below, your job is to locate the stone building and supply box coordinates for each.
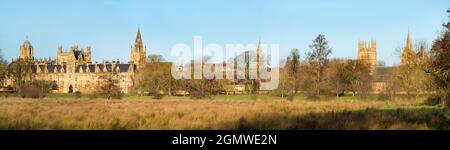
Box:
[357,38,395,93]
[361,31,414,93]
[13,27,147,94]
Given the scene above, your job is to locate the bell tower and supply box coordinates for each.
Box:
[19,36,34,61]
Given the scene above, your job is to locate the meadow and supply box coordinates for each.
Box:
[0,94,448,130]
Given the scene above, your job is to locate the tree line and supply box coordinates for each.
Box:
[132,8,450,108]
[0,9,449,107]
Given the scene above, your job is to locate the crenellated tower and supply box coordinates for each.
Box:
[358,39,377,75]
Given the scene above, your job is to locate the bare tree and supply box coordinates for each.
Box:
[324,59,345,97]
[93,72,123,99]
[305,34,332,98]
[147,54,165,63]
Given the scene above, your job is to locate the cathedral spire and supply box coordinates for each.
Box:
[130,26,147,67]
[406,30,411,50]
[134,26,143,51]
[402,30,414,65]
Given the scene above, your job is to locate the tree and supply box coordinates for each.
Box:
[134,62,172,98]
[0,49,7,86]
[93,72,123,99]
[6,59,32,89]
[413,41,435,96]
[425,8,450,107]
[377,60,386,67]
[324,59,371,98]
[276,49,302,100]
[147,54,164,63]
[324,59,345,97]
[286,49,301,94]
[305,34,332,98]
[185,59,227,99]
[354,62,373,99]
[6,58,51,98]
[398,39,434,99]
[379,70,401,100]
[275,65,291,98]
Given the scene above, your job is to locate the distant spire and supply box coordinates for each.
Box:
[256,38,261,51]
[402,30,414,65]
[406,30,411,50]
[134,26,143,50]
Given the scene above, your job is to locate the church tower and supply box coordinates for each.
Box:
[130,26,147,68]
[19,37,34,61]
[357,39,377,75]
[401,30,415,65]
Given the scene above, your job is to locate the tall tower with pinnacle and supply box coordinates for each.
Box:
[401,30,415,65]
[357,39,377,75]
[19,36,34,61]
[130,26,147,68]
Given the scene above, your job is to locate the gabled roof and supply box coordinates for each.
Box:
[31,65,66,73]
[74,64,133,73]
[73,50,84,60]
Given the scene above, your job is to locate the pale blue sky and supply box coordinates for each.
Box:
[0,0,448,66]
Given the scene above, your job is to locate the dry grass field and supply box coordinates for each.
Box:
[0,96,448,130]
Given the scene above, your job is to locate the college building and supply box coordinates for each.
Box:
[10,27,147,94]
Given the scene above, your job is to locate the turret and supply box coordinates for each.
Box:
[58,46,63,54]
[85,46,92,63]
[357,38,377,75]
[371,40,376,49]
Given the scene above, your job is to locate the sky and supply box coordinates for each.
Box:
[0,0,448,66]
